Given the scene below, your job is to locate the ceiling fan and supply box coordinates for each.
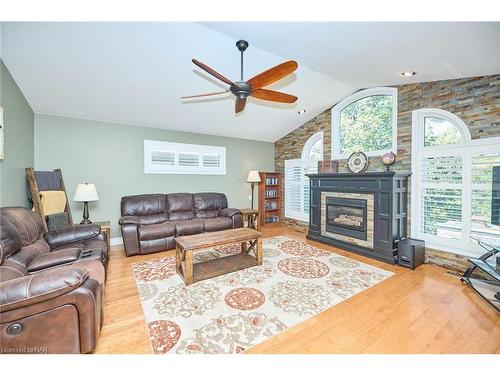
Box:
[181,40,298,114]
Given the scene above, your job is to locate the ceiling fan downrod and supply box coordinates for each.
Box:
[236,40,249,81]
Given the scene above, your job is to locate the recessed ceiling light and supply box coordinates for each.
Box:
[298,109,307,115]
[402,71,416,77]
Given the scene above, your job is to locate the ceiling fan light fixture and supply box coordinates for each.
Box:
[402,71,416,77]
[298,109,307,115]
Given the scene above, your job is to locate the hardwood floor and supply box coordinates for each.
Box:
[94,225,500,354]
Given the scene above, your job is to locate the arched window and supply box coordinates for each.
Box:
[411,108,500,256]
[301,131,324,161]
[332,87,397,159]
[285,132,324,222]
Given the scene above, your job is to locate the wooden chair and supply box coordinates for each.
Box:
[26,167,73,231]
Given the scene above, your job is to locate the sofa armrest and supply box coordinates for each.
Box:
[118,215,142,225]
[221,208,242,228]
[0,268,89,312]
[44,224,101,249]
[220,208,241,217]
[27,248,81,272]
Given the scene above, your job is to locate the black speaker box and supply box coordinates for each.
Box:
[397,238,425,270]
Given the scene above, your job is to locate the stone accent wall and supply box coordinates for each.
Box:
[274,74,500,272]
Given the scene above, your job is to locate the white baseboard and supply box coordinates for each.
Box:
[110,237,123,246]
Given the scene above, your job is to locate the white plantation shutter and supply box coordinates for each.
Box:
[420,155,463,240]
[285,161,302,217]
[144,140,225,175]
[178,152,200,167]
[285,159,317,222]
[202,153,220,168]
[303,163,318,215]
[151,150,175,166]
[411,108,500,256]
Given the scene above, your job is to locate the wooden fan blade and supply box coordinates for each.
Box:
[235,97,247,114]
[181,90,229,99]
[192,59,235,87]
[247,61,298,89]
[251,89,298,103]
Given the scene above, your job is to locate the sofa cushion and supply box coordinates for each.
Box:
[9,239,51,268]
[0,216,23,260]
[194,193,228,218]
[167,193,194,220]
[203,217,233,232]
[121,194,167,216]
[138,222,176,241]
[0,207,45,246]
[172,219,205,236]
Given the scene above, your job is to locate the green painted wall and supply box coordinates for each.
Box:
[0,60,35,207]
[34,114,274,238]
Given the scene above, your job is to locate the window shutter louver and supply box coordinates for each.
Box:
[151,150,175,166]
[202,154,220,168]
[178,152,200,167]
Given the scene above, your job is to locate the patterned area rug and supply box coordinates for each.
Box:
[132,236,393,354]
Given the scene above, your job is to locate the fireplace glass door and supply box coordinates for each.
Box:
[326,197,368,240]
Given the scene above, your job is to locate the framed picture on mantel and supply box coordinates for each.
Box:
[318,160,338,173]
[0,106,4,160]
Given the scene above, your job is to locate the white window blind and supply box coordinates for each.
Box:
[285,159,317,222]
[144,140,226,175]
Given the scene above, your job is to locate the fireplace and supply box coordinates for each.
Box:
[307,172,411,264]
[326,197,367,240]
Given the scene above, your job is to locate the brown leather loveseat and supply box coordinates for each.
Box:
[119,193,242,256]
[0,207,108,353]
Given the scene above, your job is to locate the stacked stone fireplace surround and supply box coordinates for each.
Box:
[274,74,500,272]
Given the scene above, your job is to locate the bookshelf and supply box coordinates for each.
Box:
[258,172,282,227]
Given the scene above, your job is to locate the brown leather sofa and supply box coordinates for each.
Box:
[119,193,242,256]
[0,207,108,353]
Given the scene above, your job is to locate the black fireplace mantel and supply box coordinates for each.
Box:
[306,171,411,264]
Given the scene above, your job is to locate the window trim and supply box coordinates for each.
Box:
[301,131,323,161]
[331,87,398,160]
[144,140,226,175]
[411,108,500,257]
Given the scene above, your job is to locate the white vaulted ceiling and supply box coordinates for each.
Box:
[1,22,499,142]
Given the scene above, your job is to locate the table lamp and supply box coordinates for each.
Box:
[246,170,261,209]
[73,183,99,224]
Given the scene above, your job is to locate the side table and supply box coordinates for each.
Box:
[240,209,260,231]
[93,221,111,250]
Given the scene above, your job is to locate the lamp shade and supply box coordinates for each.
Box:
[73,183,99,202]
[246,170,261,183]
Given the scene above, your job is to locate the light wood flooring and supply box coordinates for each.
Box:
[94,225,500,354]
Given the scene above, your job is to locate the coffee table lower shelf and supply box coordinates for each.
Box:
[177,253,259,284]
[175,228,263,285]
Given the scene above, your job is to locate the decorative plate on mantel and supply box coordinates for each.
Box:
[347,152,368,173]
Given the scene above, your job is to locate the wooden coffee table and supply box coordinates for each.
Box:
[175,228,262,285]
